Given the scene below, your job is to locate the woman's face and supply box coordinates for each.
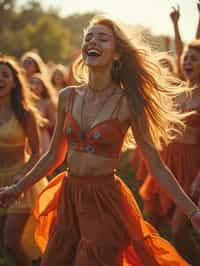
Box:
[181,48,200,83]
[22,57,38,77]
[53,70,65,86]
[30,76,45,96]
[82,24,119,69]
[0,64,15,97]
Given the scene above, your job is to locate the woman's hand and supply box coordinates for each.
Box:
[190,210,200,235]
[170,5,180,24]
[0,184,22,208]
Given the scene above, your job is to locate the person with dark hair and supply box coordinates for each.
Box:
[0,16,200,266]
[0,56,48,266]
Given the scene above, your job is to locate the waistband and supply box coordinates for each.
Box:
[67,170,115,183]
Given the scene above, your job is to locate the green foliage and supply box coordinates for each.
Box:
[23,15,71,61]
[0,0,16,29]
[63,13,95,50]
[0,0,71,62]
[0,0,172,62]
[118,149,143,209]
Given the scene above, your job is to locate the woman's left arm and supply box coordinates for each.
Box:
[131,125,200,232]
[14,111,41,180]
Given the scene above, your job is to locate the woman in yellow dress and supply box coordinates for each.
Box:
[0,56,47,266]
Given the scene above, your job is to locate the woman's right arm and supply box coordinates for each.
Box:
[15,88,69,193]
[196,0,200,39]
[170,6,184,79]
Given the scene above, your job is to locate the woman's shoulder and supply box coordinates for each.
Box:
[57,84,84,111]
[59,84,85,97]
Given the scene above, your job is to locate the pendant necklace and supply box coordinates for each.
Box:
[80,85,115,139]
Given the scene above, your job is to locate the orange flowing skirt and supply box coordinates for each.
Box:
[131,147,148,182]
[140,142,200,219]
[34,171,189,266]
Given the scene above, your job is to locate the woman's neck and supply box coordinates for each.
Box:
[0,94,12,109]
[0,94,13,117]
[88,68,115,92]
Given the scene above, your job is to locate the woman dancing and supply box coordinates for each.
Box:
[0,16,200,266]
[0,56,47,266]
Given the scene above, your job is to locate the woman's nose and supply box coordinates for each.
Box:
[89,35,98,44]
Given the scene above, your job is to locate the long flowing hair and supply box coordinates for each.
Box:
[186,39,200,54]
[51,64,69,89]
[21,51,47,75]
[182,39,200,86]
[31,73,57,109]
[73,15,187,150]
[0,56,46,130]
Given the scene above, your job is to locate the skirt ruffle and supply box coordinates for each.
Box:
[34,172,189,266]
[140,142,200,219]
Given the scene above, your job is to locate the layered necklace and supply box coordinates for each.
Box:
[80,84,115,138]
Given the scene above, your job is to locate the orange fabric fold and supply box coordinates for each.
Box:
[34,172,189,266]
[131,148,148,182]
[140,142,200,219]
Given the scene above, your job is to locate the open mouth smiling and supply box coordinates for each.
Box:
[87,49,101,57]
[184,67,193,74]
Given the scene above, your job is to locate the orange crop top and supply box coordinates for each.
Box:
[63,90,127,158]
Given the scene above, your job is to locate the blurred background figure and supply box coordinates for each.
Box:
[51,64,69,93]
[30,73,57,155]
[169,3,200,79]
[21,51,47,80]
[138,6,200,265]
[0,56,48,266]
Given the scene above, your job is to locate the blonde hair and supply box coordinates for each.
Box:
[186,39,200,52]
[157,52,176,75]
[21,51,47,75]
[73,15,186,150]
[31,73,57,109]
[182,39,200,86]
[51,64,68,88]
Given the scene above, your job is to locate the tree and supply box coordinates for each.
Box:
[0,0,15,31]
[63,13,96,49]
[23,15,71,62]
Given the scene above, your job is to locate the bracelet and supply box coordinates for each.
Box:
[189,209,200,220]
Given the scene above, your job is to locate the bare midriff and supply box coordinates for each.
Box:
[177,126,200,144]
[67,149,119,176]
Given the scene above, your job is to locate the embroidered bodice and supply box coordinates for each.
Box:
[63,89,127,158]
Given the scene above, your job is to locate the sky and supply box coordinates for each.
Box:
[17,0,198,41]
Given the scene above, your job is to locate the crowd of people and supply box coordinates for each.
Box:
[0,4,200,266]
